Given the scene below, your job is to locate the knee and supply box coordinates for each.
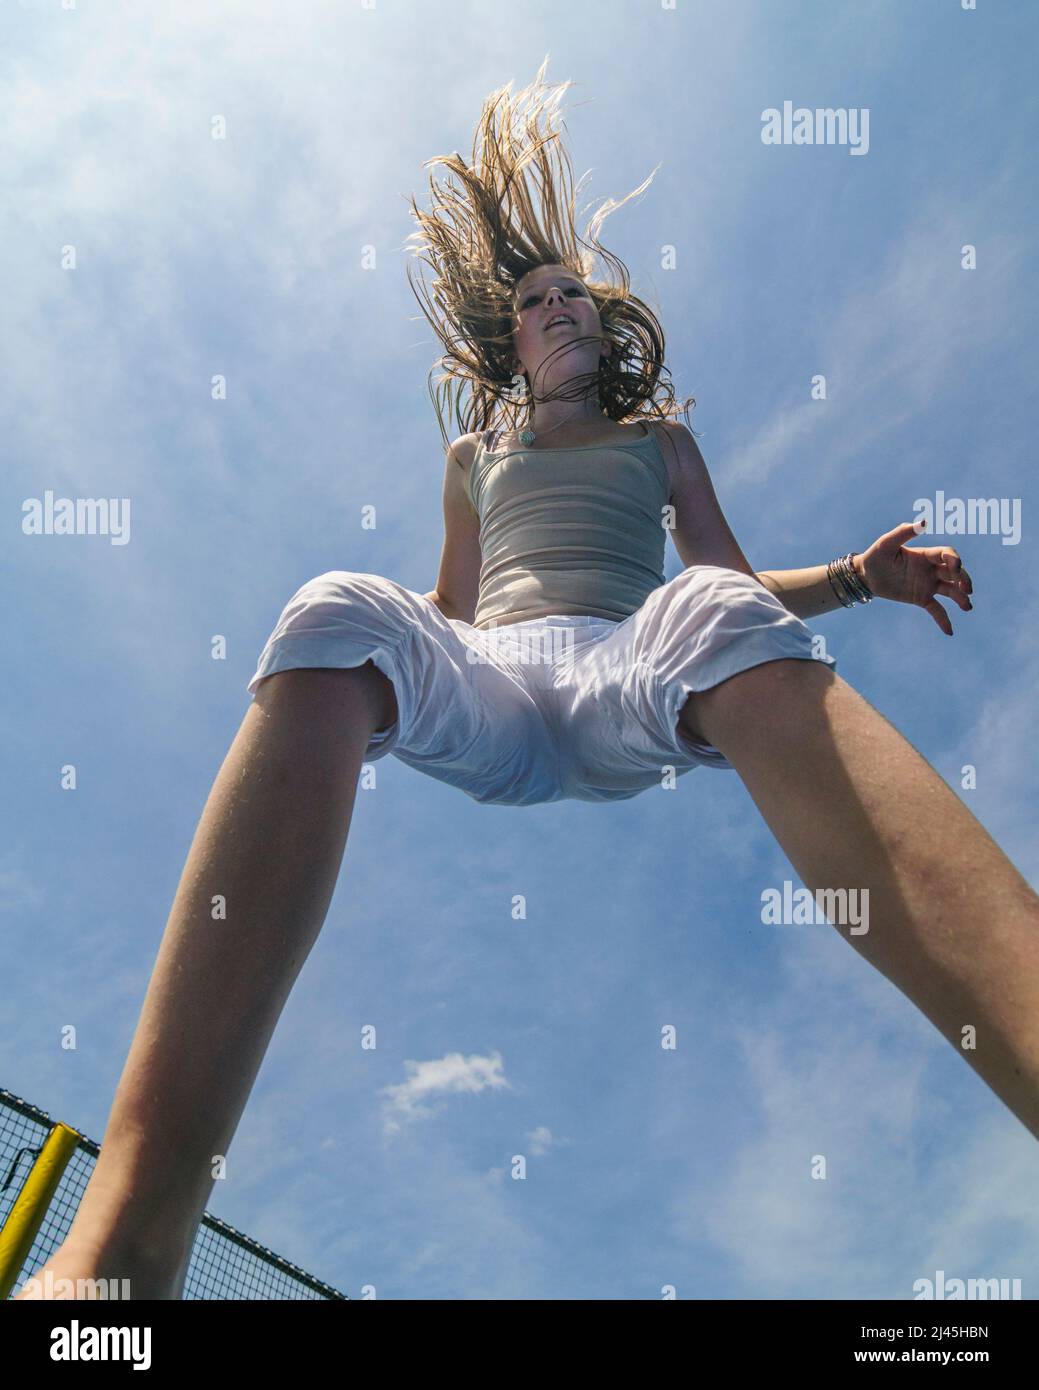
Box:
[672,564,760,586]
[253,662,399,732]
[659,565,790,632]
[278,571,415,636]
[679,656,836,747]
[250,572,412,728]
[671,564,783,605]
[291,570,403,607]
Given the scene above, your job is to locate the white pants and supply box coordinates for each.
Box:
[246,566,838,805]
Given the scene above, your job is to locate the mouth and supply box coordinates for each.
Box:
[543,314,575,332]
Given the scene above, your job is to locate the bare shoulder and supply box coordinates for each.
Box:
[442,433,487,522]
[447,432,480,464]
[646,419,704,502]
[446,432,483,482]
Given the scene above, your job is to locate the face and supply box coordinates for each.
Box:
[509,264,609,380]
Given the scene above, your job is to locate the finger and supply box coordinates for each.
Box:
[945,554,973,595]
[934,564,974,596]
[878,520,927,552]
[924,598,953,635]
[924,547,973,596]
[916,544,958,564]
[932,579,973,612]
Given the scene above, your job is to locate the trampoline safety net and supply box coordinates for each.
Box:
[0,1088,348,1300]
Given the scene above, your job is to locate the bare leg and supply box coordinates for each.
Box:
[679,658,1039,1140]
[14,661,397,1299]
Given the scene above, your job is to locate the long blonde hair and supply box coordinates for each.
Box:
[404,56,696,458]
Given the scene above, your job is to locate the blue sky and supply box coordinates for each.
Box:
[4,0,1038,1299]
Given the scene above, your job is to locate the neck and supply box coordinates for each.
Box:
[524,388,606,438]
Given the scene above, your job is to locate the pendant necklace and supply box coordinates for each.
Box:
[515,410,594,448]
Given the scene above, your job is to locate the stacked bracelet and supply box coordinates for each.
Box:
[827,553,873,607]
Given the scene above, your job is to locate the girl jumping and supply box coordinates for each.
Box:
[17,60,1039,1300]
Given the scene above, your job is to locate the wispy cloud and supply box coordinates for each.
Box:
[673,932,1039,1298]
[526,1125,568,1157]
[380,1051,511,1137]
[724,188,1027,494]
[6,0,1037,1302]
[0,864,45,915]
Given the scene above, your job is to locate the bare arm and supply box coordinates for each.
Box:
[663,421,865,619]
[423,434,482,624]
[756,560,868,618]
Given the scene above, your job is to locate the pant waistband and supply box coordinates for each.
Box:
[483,614,621,631]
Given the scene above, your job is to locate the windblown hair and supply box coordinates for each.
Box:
[403,56,697,459]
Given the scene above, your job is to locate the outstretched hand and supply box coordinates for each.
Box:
[856,521,974,636]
